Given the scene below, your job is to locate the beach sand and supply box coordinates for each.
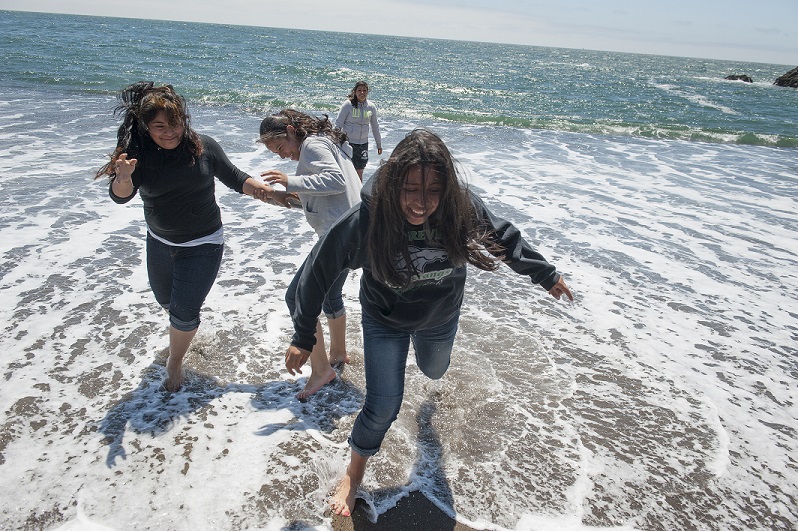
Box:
[332,491,477,531]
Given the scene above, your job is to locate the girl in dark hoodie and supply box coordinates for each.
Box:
[282,128,573,517]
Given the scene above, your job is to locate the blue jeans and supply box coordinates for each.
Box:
[349,311,460,457]
[146,235,224,331]
[285,260,349,319]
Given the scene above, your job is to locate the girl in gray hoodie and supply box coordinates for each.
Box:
[259,109,361,399]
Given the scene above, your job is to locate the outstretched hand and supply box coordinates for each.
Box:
[285,345,312,376]
[548,277,574,301]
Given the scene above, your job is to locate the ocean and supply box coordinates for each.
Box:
[0,9,796,531]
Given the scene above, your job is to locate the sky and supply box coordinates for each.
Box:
[0,0,796,65]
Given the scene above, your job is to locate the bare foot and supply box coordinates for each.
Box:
[296,365,336,400]
[164,356,185,392]
[329,469,359,517]
[163,373,184,392]
[328,349,350,367]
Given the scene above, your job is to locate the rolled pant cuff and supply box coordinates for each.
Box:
[323,308,346,320]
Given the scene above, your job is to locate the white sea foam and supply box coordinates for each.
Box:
[653,82,739,115]
[1,93,796,530]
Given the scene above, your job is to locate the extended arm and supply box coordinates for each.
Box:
[370,103,382,153]
[203,135,295,206]
[285,209,364,371]
[472,191,573,300]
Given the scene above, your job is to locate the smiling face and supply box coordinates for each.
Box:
[400,165,442,226]
[146,110,185,150]
[265,127,302,161]
[355,85,368,103]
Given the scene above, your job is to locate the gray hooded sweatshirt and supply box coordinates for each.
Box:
[285,135,362,236]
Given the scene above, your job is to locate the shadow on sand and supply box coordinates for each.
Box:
[331,394,462,531]
[98,358,363,468]
[98,361,467,530]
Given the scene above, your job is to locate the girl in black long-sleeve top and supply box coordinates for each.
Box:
[96,81,290,391]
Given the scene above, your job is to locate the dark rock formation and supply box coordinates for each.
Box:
[774,67,798,88]
[725,74,753,83]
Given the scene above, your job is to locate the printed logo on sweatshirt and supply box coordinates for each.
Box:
[407,228,441,242]
[393,245,453,292]
[351,108,373,119]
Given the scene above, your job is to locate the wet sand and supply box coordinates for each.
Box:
[332,491,477,531]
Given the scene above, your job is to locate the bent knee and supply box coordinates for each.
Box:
[418,359,450,380]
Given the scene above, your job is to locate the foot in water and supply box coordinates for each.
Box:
[296,365,336,400]
[163,365,185,392]
[329,470,359,517]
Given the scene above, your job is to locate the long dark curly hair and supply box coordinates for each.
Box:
[258,109,348,146]
[367,129,504,288]
[95,81,202,181]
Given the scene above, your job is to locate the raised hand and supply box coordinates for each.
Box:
[261,169,289,188]
[113,153,137,182]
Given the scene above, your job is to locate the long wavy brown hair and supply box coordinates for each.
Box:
[258,109,347,147]
[95,81,202,181]
[367,129,504,288]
